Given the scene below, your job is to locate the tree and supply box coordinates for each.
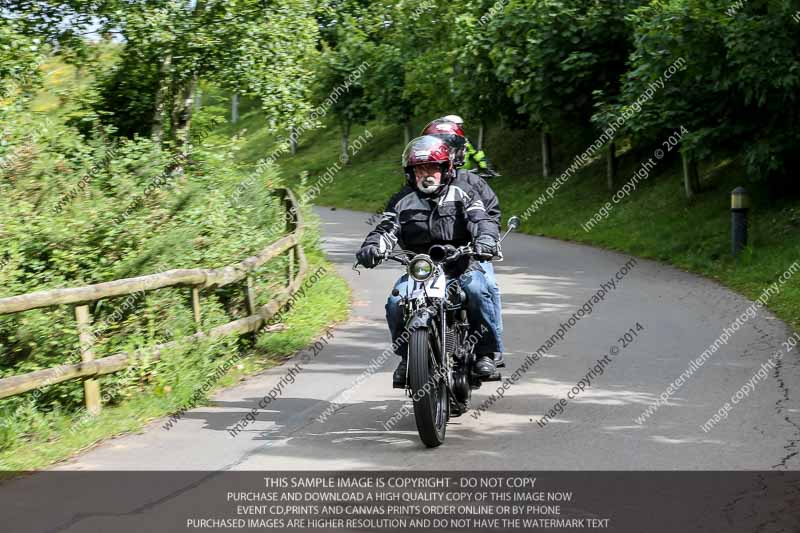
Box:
[0,19,45,106]
[596,0,800,197]
[449,1,517,149]
[10,0,320,153]
[314,20,372,163]
[133,0,318,151]
[359,2,427,145]
[489,0,641,178]
[365,41,417,144]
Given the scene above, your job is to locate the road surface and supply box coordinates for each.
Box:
[43,206,799,471]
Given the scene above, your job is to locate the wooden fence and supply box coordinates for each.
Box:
[0,189,307,414]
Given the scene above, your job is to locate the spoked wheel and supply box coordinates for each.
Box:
[408,328,448,447]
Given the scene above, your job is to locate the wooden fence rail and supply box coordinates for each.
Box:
[0,189,307,414]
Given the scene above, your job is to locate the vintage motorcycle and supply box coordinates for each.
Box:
[356,216,519,447]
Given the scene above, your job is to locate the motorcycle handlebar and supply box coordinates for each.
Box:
[354,213,518,272]
[354,242,494,272]
[404,244,479,264]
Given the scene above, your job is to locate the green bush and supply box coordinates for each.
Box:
[0,41,292,450]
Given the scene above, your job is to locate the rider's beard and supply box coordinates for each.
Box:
[417,174,441,194]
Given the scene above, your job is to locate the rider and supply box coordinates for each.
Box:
[420,117,505,367]
[437,114,499,179]
[355,135,503,387]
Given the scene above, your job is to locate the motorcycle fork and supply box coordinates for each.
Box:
[402,299,447,397]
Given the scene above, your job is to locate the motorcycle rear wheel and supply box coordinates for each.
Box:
[409,328,449,447]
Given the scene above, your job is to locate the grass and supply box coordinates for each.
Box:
[0,229,350,472]
[218,97,800,332]
[0,61,352,472]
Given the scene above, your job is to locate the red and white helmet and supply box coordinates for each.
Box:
[440,114,464,126]
[421,119,467,166]
[402,135,455,191]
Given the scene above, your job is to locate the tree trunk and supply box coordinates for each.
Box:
[231,93,239,124]
[477,120,486,150]
[541,130,553,180]
[194,88,202,109]
[681,150,700,200]
[151,54,173,143]
[290,126,298,156]
[171,0,203,153]
[606,141,617,191]
[403,120,412,146]
[183,77,197,148]
[341,121,351,165]
[172,76,197,156]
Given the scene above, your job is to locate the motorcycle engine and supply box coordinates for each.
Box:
[447,324,472,404]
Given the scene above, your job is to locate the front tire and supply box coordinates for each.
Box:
[409,328,448,447]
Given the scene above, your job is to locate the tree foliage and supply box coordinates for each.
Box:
[595,0,800,183]
[489,0,640,131]
[449,1,517,128]
[10,0,320,144]
[313,16,372,131]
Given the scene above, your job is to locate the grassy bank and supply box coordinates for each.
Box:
[0,61,351,471]
[219,100,800,332]
[0,228,350,472]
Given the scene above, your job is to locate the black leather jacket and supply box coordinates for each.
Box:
[458,169,501,226]
[361,171,500,255]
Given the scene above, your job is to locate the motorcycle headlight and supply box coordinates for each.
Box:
[408,256,434,281]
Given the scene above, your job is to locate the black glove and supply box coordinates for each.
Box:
[356,245,383,268]
[474,235,498,259]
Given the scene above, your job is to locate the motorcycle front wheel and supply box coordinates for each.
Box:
[409,328,448,447]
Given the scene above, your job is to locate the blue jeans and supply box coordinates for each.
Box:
[480,261,505,354]
[385,267,503,357]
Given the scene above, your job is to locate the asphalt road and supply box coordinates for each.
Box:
[43,206,799,471]
[6,206,800,533]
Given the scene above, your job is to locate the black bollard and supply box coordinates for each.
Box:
[731,187,749,257]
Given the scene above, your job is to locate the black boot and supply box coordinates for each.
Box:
[392,354,408,388]
[475,355,496,377]
[494,352,506,369]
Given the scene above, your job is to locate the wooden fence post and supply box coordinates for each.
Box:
[287,248,295,286]
[75,304,101,415]
[284,190,297,286]
[245,276,257,316]
[191,287,202,333]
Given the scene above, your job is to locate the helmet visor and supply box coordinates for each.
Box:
[402,135,453,167]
